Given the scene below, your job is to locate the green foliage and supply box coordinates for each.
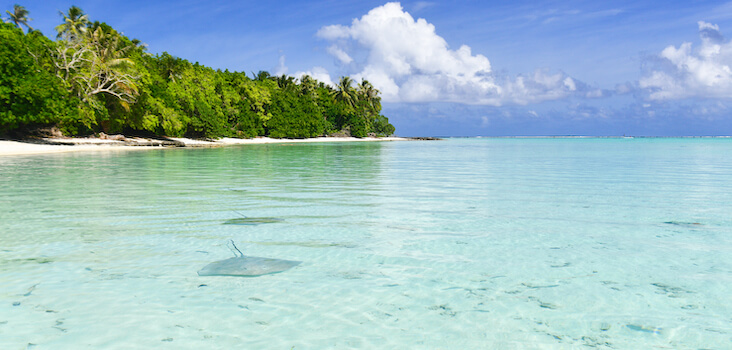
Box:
[0,23,75,133]
[239,76,274,128]
[169,63,226,137]
[225,71,264,137]
[128,52,189,136]
[315,86,337,133]
[0,6,396,138]
[373,115,396,136]
[348,113,368,138]
[267,88,324,138]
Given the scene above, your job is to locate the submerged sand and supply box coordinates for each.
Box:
[0,136,409,156]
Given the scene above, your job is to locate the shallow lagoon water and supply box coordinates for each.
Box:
[0,138,730,349]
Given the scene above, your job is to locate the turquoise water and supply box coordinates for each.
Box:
[0,138,730,349]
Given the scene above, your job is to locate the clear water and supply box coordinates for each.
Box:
[0,138,730,349]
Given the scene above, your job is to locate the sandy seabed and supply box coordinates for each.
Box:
[0,136,409,156]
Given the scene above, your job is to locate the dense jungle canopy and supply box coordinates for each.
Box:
[0,5,395,138]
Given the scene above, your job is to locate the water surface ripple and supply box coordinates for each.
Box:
[0,138,730,348]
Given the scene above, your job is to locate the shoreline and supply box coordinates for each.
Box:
[0,136,412,156]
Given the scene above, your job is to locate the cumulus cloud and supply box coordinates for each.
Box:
[326,45,353,64]
[315,2,590,105]
[274,55,288,75]
[640,21,732,100]
[294,67,335,87]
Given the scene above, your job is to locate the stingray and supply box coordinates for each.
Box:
[197,240,301,277]
[223,217,284,225]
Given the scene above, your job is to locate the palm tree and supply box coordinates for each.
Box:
[55,6,89,42]
[158,52,184,82]
[333,76,358,110]
[298,75,318,98]
[253,70,271,82]
[5,4,33,32]
[357,80,381,113]
[275,74,296,90]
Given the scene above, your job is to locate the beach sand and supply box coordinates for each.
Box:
[0,136,409,156]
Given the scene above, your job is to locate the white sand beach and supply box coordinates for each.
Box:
[0,136,409,156]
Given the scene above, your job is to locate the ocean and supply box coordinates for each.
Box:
[0,138,730,348]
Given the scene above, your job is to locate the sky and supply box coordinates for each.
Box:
[5,0,732,136]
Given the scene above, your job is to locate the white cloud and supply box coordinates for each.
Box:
[274,55,288,75]
[412,2,435,12]
[316,24,350,40]
[326,45,353,64]
[492,70,584,105]
[294,67,335,87]
[276,54,335,87]
[614,82,634,95]
[315,2,586,105]
[586,89,604,98]
[481,116,491,127]
[640,21,732,100]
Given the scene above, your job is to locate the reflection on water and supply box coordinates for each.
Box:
[0,142,385,246]
[0,139,730,349]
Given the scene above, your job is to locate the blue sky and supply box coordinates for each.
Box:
[5,0,732,136]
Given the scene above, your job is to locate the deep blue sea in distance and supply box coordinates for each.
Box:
[1,138,730,348]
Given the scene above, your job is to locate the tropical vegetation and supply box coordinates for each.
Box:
[0,5,395,138]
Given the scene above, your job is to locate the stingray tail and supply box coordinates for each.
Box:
[228,239,244,257]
